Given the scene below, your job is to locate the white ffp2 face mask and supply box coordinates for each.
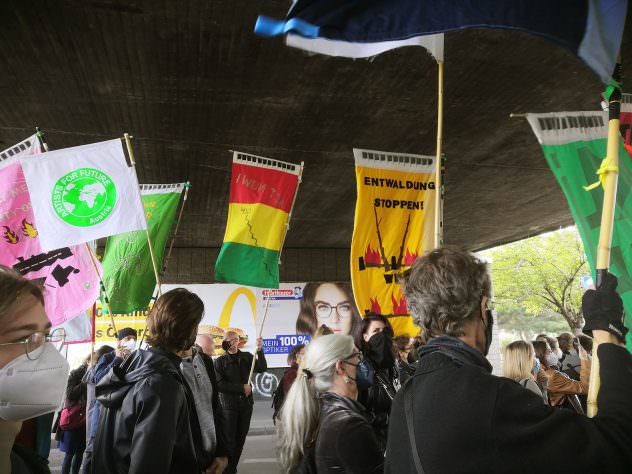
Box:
[0,343,70,422]
[120,339,136,352]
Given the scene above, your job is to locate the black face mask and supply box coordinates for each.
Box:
[221,340,231,352]
[367,331,395,369]
[483,309,493,356]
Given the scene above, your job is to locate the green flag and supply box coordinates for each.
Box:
[101,183,185,313]
[527,112,632,350]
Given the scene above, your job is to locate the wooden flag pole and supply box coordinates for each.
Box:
[123,133,162,297]
[434,60,445,249]
[163,182,190,272]
[587,61,622,418]
[35,127,49,152]
[247,162,305,385]
[89,302,96,367]
[85,243,119,335]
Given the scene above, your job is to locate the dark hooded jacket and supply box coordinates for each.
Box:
[92,347,199,474]
[385,336,632,474]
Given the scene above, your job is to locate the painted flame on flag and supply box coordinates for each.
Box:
[21,219,38,238]
[391,293,408,316]
[364,244,382,265]
[2,226,19,244]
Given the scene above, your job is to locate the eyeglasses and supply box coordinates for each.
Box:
[0,328,66,360]
[345,351,363,363]
[315,302,353,320]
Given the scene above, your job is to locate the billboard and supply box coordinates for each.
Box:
[95,281,360,368]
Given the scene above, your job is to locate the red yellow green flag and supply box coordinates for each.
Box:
[215,152,301,288]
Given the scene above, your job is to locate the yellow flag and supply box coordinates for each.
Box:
[350,149,437,337]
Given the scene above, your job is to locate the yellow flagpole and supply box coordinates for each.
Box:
[123,133,162,297]
[434,60,444,249]
[587,61,622,418]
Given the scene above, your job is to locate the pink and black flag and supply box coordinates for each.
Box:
[0,136,101,326]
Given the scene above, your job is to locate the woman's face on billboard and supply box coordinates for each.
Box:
[313,283,354,335]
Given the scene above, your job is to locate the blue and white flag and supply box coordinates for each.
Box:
[255,0,627,83]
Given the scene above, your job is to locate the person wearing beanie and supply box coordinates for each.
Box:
[80,328,137,473]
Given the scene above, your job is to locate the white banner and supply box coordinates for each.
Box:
[20,139,147,251]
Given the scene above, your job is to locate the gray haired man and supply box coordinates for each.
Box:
[385,247,632,473]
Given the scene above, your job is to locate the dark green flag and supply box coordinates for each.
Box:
[527,112,632,350]
[101,183,184,313]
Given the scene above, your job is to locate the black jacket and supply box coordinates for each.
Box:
[214,350,267,410]
[92,348,199,474]
[385,336,632,474]
[315,392,383,474]
[65,364,88,407]
[357,359,396,449]
[194,347,229,461]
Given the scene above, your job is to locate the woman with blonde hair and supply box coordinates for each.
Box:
[503,341,546,402]
[277,334,382,474]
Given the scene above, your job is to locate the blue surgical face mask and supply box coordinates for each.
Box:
[353,359,375,391]
[532,357,541,375]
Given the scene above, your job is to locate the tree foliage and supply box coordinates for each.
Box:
[481,228,590,334]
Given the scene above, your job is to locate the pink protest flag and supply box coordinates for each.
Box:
[0,137,101,326]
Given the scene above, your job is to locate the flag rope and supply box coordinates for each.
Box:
[587,58,622,418]
[123,133,163,297]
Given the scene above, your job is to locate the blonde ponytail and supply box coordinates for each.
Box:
[277,334,355,473]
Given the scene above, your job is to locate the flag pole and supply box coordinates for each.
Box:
[248,162,304,384]
[163,181,190,272]
[587,59,622,418]
[85,242,118,335]
[123,133,163,297]
[434,60,445,249]
[247,294,272,385]
[89,302,96,367]
[35,127,49,152]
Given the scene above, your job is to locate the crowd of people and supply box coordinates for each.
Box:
[2,246,632,473]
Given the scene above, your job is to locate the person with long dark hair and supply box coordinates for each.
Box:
[352,313,397,449]
[296,282,362,336]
